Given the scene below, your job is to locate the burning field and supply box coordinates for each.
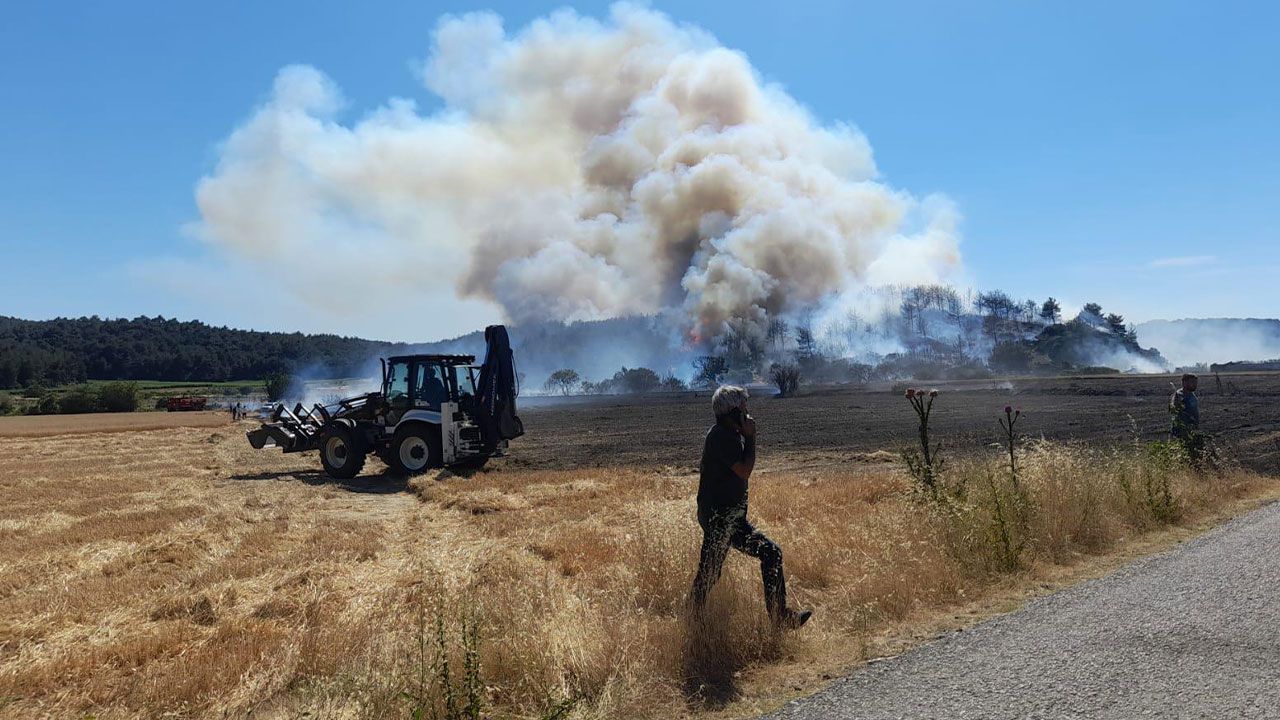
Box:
[1,378,1278,719]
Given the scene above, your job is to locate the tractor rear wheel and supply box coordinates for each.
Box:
[390,423,441,476]
[320,425,366,479]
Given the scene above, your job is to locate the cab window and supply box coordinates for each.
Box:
[415,361,449,409]
[387,361,411,406]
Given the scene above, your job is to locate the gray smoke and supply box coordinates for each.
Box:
[196,4,962,342]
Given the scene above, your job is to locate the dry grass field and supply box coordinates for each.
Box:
[1,389,1276,719]
[0,411,230,438]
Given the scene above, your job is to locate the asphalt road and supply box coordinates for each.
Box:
[765,501,1280,720]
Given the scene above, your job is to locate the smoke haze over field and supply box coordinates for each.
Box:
[196,3,962,343]
[1136,319,1280,367]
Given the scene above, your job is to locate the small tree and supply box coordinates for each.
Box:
[989,342,1035,373]
[769,363,801,397]
[1039,297,1062,324]
[59,387,99,414]
[660,374,687,392]
[693,356,729,388]
[1104,313,1127,335]
[543,369,580,396]
[611,367,661,394]
[846,362,874,384]
[97,381,139,412]
[31,394,59,415]
[263,372,293,402]
[795,326,818,364]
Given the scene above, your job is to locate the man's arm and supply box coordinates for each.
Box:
[730,416,757,480]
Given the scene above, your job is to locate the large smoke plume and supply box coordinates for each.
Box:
[196,4,961,342]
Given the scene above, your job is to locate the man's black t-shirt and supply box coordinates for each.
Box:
[698,422,747,511]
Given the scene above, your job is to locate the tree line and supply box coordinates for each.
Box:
[0,315,394,389]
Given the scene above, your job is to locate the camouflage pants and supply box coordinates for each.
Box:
[689,505,787,619]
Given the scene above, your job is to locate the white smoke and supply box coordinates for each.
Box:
[196,4,962,342]
[1136,319,1280,367]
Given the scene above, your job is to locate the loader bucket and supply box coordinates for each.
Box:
[246,424,300,451]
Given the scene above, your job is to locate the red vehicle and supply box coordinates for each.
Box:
[165,396,208,412]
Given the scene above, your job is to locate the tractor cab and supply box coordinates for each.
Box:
[381,354,478,423]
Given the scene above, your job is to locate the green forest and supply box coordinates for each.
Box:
[0,315,403,389]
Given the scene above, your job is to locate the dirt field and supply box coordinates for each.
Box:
[0,411,230,438]
[1,377,1276,719]
[516,373,1280,473]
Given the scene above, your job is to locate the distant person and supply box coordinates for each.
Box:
[688,385,811,629]
[418,366,448,409]
[1170,373,1204,463]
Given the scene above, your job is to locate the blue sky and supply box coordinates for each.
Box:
[2,1,1277,341]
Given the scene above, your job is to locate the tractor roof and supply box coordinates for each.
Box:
[385,354,476,365]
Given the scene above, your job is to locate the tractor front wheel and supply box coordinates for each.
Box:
[390,424,441,476]
[320,425,366,479]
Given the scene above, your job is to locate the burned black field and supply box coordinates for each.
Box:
[513,373,1280,474]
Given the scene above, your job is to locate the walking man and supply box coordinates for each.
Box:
[1170,373,1204,464]
[689,385,811,629]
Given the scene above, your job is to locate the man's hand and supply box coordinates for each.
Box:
[732,415,757,481]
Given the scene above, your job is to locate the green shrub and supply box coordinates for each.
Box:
[237,384,256,396]
[263,373,294,402]
[0,394,13,415]
[97,382,140,413]
[769,363,801,397]
[611,367,661,394]
[30,394,59,415]
[58,387,99,414]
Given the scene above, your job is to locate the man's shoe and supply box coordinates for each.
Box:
[779,609,812,630]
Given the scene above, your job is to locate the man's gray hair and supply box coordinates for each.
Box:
[712,385,749,418]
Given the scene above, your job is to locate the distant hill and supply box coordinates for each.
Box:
[1208,359,1280,373]
[10,305,1259,392]
[0,315,399,388]
[1032,318,1165,372]
[1135,318,1280,367]
[0,315,684,390]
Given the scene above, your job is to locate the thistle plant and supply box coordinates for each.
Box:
[402,607,485,720]
[987,405,1030,570]
[902,388,943,497]
[999,405,1021,489]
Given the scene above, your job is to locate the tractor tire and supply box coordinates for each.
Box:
[320,425,366,480]
[389,423,441,476]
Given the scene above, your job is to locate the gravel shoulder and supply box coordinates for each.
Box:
[764,500,1280,720]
